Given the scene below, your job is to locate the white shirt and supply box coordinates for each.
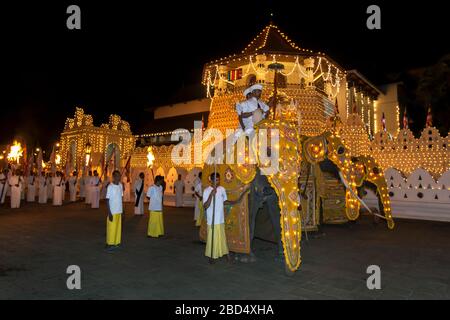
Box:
[146,185,163,211]
[134,179,144,193]
[90,177,100,187]
[27,176,36,185]
[203,186,227,225]
[236,97,269,131]
[256,99,270,113]
[10,176,22,188]
[52,176,63,187]
[38,176,47,188]
[106,183,123,214]
[236,97,258,115]
[69,176,77,186]
[236,98,258,130]
[174,180,184,192]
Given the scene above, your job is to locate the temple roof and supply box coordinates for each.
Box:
[203,24,324,72]
[241,24,306,55]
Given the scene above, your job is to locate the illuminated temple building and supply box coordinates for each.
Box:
[58,24,449,219]
[59,108,135,174]
[133,24,402,164]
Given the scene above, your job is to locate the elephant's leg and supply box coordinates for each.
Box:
[365,178,395,229]
[265,193,283,258]
[246,189,262,261]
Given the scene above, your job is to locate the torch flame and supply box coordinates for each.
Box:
[7,141,23,164]
[147,147,155,168]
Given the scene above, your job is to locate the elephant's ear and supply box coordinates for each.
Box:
[303,136,326,164]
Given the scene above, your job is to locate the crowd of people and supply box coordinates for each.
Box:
[1,83,269,263]
[0,167,133,209]
[0,166,235,263]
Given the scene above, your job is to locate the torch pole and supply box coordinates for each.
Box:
[210,160,217,262]
[272,70,278,120]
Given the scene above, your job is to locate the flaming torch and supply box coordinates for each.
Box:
[147,146,155,181]
[7,141,23,165]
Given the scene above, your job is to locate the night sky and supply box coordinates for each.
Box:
[2,0,449,153]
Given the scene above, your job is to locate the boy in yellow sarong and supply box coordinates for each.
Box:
[146,175,164,238]
[203,172,246,264]
[105,170,123,251]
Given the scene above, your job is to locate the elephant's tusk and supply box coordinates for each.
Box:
[338,171,386,220]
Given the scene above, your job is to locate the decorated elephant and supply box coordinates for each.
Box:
[199,117,395,274]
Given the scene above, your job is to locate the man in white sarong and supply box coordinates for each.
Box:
[38,171,48,204]
[27,173,36,202]
[134,172,145,215]
[85,171,93,204]
[53,172,64,206]
[90,170,101,209]
[69,171,78,202]
[174,174,185,207]
[122,175,131,202]
[10,169,23,209]
[0,169,9,205]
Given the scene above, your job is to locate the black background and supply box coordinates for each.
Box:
[2,0,449,153]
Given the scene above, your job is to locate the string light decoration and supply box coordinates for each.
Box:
[202,24,345,98]
[370,127,449,178]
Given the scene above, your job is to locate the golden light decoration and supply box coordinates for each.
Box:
[7,141,23,165]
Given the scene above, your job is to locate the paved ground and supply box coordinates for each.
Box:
[1,200,449,300]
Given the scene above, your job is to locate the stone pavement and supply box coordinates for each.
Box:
[0,200,449,300]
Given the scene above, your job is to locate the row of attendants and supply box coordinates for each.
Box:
[105,171,236,263]
[0,168,134,209]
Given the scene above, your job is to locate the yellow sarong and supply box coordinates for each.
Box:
[195,201,204,227]
[148,210,164,237]
[106,214,122,245]
[205,223,229,259]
